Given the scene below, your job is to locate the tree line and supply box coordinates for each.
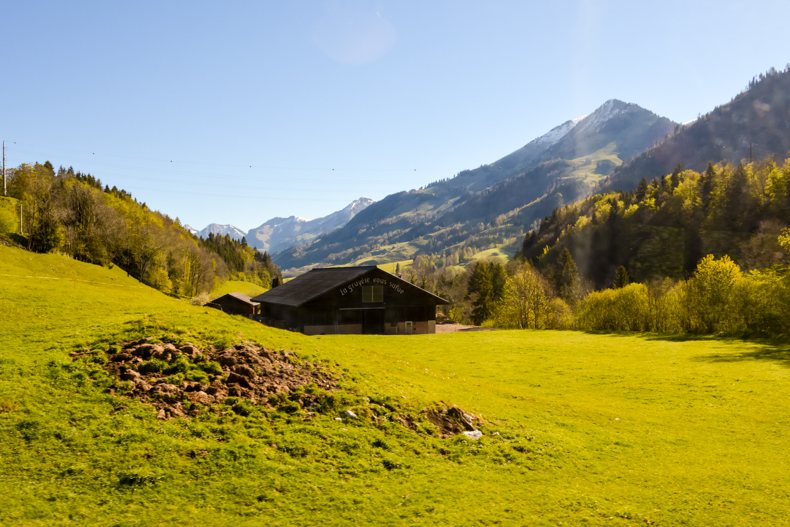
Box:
[4,162,281,297]
[401,157,790,339]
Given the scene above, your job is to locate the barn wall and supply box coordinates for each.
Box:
[258,267,446,335]
[211,296,258,317]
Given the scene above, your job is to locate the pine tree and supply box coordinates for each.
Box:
[724,163,749,230]
[467,261,493,325]
[635,178,649,202]
[554,249,582,303]
[700,162,716,210]
[612,265,630,288]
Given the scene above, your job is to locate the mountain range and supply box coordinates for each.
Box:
[274,99,676,271]
[190,197,373,255]
[245,197,373,254]
[196,68,790,274]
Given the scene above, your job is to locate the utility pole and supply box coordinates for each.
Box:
[2,140,6,196]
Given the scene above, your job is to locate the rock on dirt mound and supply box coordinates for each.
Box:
[423,405,481,438]
[88,338,337,419]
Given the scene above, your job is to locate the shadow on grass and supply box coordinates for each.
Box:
[581,330,720,343]
[581,331,790,367]
[694,344,790,367]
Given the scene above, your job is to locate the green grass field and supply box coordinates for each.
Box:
[1,245,789,526]
[210,279,267,299]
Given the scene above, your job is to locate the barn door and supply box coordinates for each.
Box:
[362,309,385,334]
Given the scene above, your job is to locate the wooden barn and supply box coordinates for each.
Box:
[252,266,449,335]
[208,292,260,317]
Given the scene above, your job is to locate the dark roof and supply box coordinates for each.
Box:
[252,266,448,307]
[211,292,259,306]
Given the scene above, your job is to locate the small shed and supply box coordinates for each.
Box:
[252,266,449,335]
[208,292,260,317]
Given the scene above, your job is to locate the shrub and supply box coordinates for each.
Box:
[546,298,574,329]
[684,255,744,334]
[738,269,789,338]
[575,283,651,332]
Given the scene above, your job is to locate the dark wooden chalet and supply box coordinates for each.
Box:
[208,292,260,317]
[252,266,449,335]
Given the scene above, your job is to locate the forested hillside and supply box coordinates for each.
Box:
[522,158,790,287]
[2,162,281,296]
[606,66,790,191]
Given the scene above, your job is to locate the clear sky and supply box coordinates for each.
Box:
[2,0,789,231]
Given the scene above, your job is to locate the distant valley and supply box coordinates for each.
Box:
[190,197,373,254]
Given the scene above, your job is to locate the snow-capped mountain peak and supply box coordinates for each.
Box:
[534,119,578,147]
[577,99,632,132]
[199,223,246,241]
[244,197,374,254]
[344,197,375,215]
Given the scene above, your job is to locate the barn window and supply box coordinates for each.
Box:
[362,285,384,303]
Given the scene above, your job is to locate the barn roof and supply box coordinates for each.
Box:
[252,266,448,307]
[212,292,260,306]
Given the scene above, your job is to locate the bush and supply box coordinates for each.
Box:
[738,269,789,338]
[575,283,651,332]
[684,255,744,334]
[547,298,574,329]
[648,279,686,334]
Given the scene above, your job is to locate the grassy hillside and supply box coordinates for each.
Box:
[0,196,19,234]
[210,279,267,299]
[1,245,789,525]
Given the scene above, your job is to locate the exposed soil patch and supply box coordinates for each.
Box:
[435,324,494,333]
[423,405,480,437]
[78,338,337,419]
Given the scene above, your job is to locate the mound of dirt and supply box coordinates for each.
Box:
[423,405,480,437]
[92,338,336,419]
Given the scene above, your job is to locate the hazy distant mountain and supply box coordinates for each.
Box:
[606,67,790,190]
[198,224,246,241]
[247,197,373,254]
[276,100,676,270]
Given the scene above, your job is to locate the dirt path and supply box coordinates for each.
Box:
[435,324,493,333]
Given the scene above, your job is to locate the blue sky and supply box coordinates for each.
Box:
[3,0,789,231]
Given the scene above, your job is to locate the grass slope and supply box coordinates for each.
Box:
[1,245,789,525]
[0,196,20,233]
[210,279,267,299]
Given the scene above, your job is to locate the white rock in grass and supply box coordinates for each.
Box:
[344,409,358,419]
[463,430,483,440]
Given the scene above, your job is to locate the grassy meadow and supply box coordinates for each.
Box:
[210,279,267,299]
[1,244,789,526]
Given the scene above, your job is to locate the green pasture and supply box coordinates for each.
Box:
[0,245,788,526]
[210,279,267,299]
